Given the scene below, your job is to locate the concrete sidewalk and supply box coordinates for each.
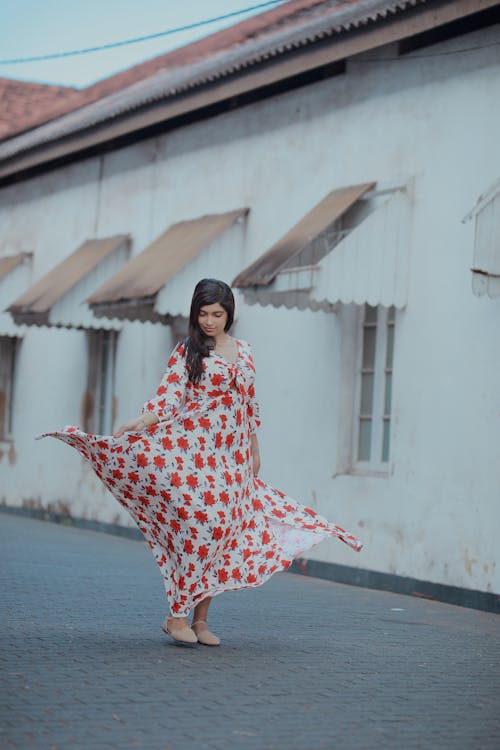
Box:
[1,513,499,750]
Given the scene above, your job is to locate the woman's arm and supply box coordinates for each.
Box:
[113,412,158,438]
[113,342,188,437]
[251,433,261,476]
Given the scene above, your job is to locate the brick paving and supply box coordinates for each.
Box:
[1,513,499,750]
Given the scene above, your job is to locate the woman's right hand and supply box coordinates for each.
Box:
[113,417,148,438]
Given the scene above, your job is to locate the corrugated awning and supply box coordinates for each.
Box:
[233,184,374,288]
[8,236,130,328]
[0,252,32,336]
[236,182,411,311]
[88,209,249,323]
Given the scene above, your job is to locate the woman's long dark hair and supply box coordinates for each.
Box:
[184,279,235,383]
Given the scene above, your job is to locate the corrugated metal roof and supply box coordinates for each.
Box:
[0,0,428,163]
[0,252,31,281]
[8,236,130,324]
[88,209,248,306]
[233,183,374,287]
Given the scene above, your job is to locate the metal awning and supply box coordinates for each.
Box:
[235,182,411,311]
[0,252,33,336]
[233,184,374,288]
[88,209,249,323]
[7,236,130,328]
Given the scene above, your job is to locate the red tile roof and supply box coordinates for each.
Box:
[0,0,329,142]
[0,78,79,141]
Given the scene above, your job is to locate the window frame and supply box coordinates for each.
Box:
[352,304,395,474]
[84,329,118,435]
[0,335,20,441]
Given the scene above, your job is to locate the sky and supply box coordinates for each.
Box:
[0,0,287,89]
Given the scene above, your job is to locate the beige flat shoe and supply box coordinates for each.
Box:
[162,616,198,644]
[191,620,221,646]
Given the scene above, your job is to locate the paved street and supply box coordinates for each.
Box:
[1,513,499,750]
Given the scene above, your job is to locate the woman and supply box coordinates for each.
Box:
[39,279,362,646]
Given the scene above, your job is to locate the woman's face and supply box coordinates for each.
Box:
[198,302,228,337]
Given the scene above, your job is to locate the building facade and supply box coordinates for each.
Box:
[1,0,499,607]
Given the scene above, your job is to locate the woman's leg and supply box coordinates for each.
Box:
[191,596,212,624]
[191,597,220,646]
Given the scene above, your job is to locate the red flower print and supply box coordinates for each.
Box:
[170,519,181,533]
[212,526,223,541]
[156,512,166,525]
[178,575,186,590]
[211,373,224,386]
[194,453,204,469]
[304,507,316,517]
[231,567,241,581]
[136,453,148,467]
[234,450,245,465]
[198,544,209,560]
[177,437,189,451]
[225,434,234,448]
[215,433,222,448]
[153,455,166,469]
[112,469,123,480]
[170,472,182,487]
[198,416,211,430]
[272,509,286,519]
[258,564,267,575]
[243,548,251,560]
[246,573,257,584]
[161,436,173,450]
[194,510,208,523]
[186,474,198,489]
[219,491,229,505]
[218,569,228,583]
[157,385,167,396]
[207,455,216,469]
[235,472,242,485]
[262,529,271,544]
[204,490,215,506]
[177,506,189,521]
[126,435,141,445]
[184,539,194,554]
[224,471,233,486]
[183,418,195,431]
[167,372,180,384]
[252,498,263,511]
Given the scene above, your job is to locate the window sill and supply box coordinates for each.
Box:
[333,466,392,479]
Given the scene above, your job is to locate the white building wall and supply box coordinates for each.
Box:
[0,26,498,593]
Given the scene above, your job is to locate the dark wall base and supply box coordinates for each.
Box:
[2,505,498,614]
[0,504,142,541]
[289,558,500,615]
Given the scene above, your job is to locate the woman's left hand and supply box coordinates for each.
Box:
[251,434,261,475]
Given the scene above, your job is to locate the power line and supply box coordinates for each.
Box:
[0,1,286,65]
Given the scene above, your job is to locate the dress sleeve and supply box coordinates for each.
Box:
[246,344,261,434]
[141,342,188,421]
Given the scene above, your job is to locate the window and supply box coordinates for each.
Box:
[84,330,118,435]
[464,178,500,298]
[354,305,395,470]
[0,336,20,440]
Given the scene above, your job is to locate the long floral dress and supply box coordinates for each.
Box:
[39,338,362,616]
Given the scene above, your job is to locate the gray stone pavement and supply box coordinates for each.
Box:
[1,513,499,750]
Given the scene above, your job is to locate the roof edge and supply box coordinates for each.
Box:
[0,0,497,184]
